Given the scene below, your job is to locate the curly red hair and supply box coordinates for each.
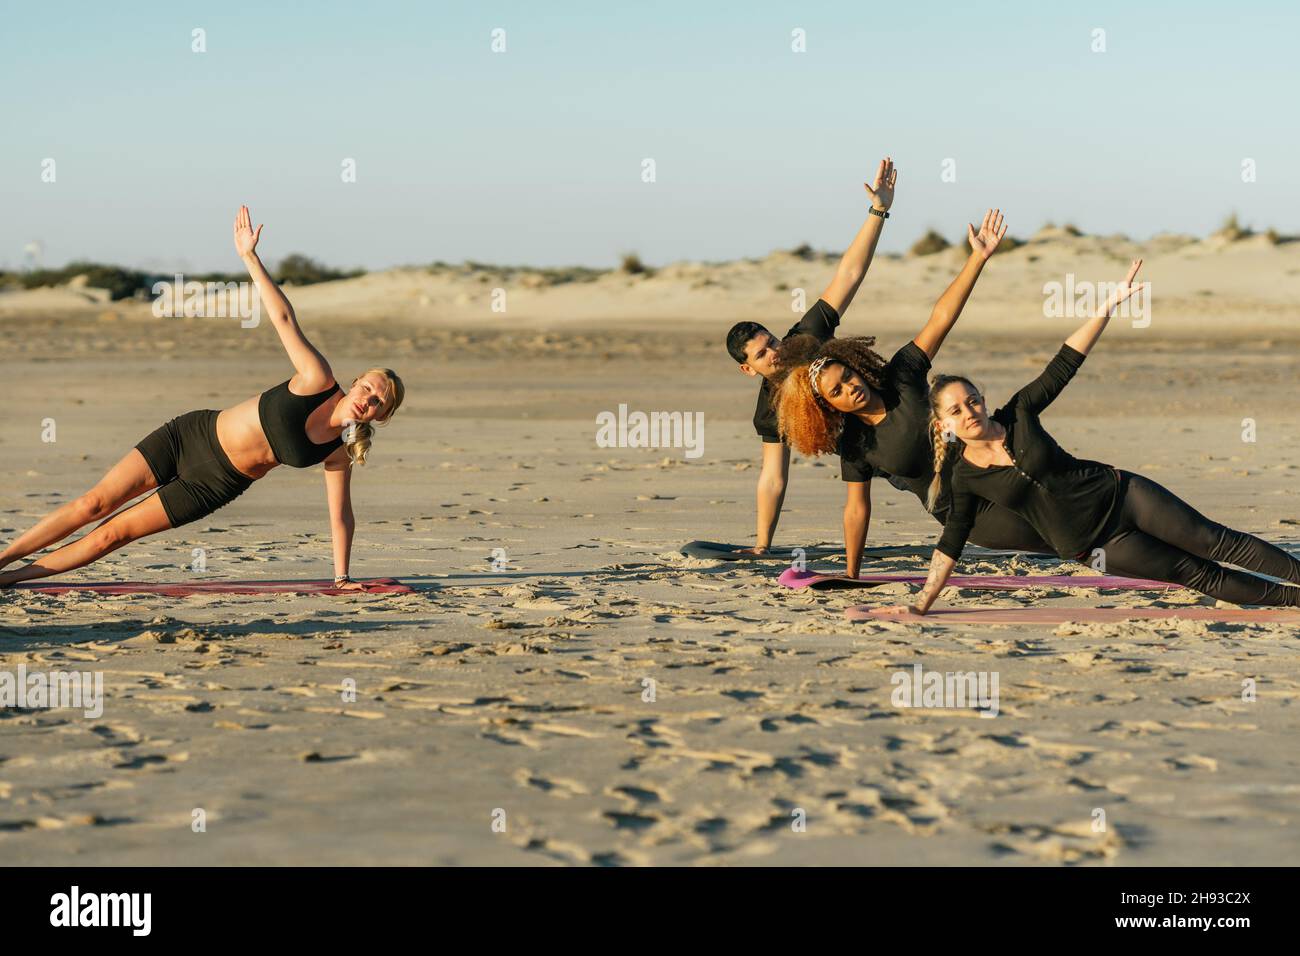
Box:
[774,336,888,456]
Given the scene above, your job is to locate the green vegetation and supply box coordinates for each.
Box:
[909,230,950,256]
[0,255,366,300]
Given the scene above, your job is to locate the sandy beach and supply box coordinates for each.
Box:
[2,230,1299,865]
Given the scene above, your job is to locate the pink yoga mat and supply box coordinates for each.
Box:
[779,568,1178,592]
[845,605,1300,624]
[14,577,412,596]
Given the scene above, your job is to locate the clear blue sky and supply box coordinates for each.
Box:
[2,0,1297,271]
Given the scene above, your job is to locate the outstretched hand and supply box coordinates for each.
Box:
[967,209,1008,260]
[233,205,263,258]
[1100,259,1144,316]
[863,156,897,212]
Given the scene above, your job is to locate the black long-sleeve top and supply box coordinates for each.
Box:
[936,345,1120,561]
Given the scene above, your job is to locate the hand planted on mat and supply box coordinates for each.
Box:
[878,604,927,617]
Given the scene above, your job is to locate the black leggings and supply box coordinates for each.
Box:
[966,500,1052,554]
[1095,471,1300,606]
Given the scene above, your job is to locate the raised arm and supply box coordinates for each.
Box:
[234,205,332,387]
[1065,259,1143,356]
[912,209,1008,360]
[1012,259,1145,414]
[818,157,896,317]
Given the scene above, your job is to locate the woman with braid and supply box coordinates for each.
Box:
[883,260,1300,615]
[776,210,1050,578]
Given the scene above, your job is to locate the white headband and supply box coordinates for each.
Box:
[807,357,830,398]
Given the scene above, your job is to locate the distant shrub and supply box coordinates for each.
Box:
[909,230,950,256]
[275,254,364,285]
[620,253,650,275]
[790,243,815,260]
[7,260,150,300]
[1217,213,1252,241]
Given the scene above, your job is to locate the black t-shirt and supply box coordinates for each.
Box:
[753,298,840,442]
[937,345,1120,561]
[837,341,947,509]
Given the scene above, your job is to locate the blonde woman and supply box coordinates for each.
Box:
[886,260,1300,615]
[0,206,404,589]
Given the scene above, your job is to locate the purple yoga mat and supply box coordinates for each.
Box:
[845,605,1300,624]
[778,568,1178,592]
[14,577,413,596]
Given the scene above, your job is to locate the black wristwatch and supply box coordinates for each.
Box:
[868,207,890,219]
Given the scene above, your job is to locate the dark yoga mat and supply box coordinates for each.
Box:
[15,577,413,596]
[681,540,1033,562]
[779,568,1179,592]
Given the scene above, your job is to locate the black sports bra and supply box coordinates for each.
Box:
[257,380,343,468]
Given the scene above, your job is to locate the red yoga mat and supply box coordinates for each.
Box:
[779,568,1178,592]
[845,605,1300,624]
[14,577,412,596]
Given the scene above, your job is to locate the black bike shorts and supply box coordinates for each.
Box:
[135,410,253,528]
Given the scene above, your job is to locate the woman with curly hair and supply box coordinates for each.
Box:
[883,260,1300,615]
[776,210,1050,577]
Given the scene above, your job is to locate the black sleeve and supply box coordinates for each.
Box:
[788,298,840,343]
[840,455,875,482]
[935,477,977,560]
[753,382,782,442]
[837,419,875,481]
[889,341,932,387]
[1008,345,1086,415]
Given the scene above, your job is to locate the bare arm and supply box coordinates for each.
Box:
[1065,259,1144,356]
[753,441,791,552]
[843,481,873,578]
[234,205,332,387]
[1009,262,1143,414]
[882,549,957,615]
[913,209,1008,360]
[323,450,357,587]
[819,157,896,317]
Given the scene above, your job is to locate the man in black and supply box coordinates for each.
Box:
[724,157,896,554]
